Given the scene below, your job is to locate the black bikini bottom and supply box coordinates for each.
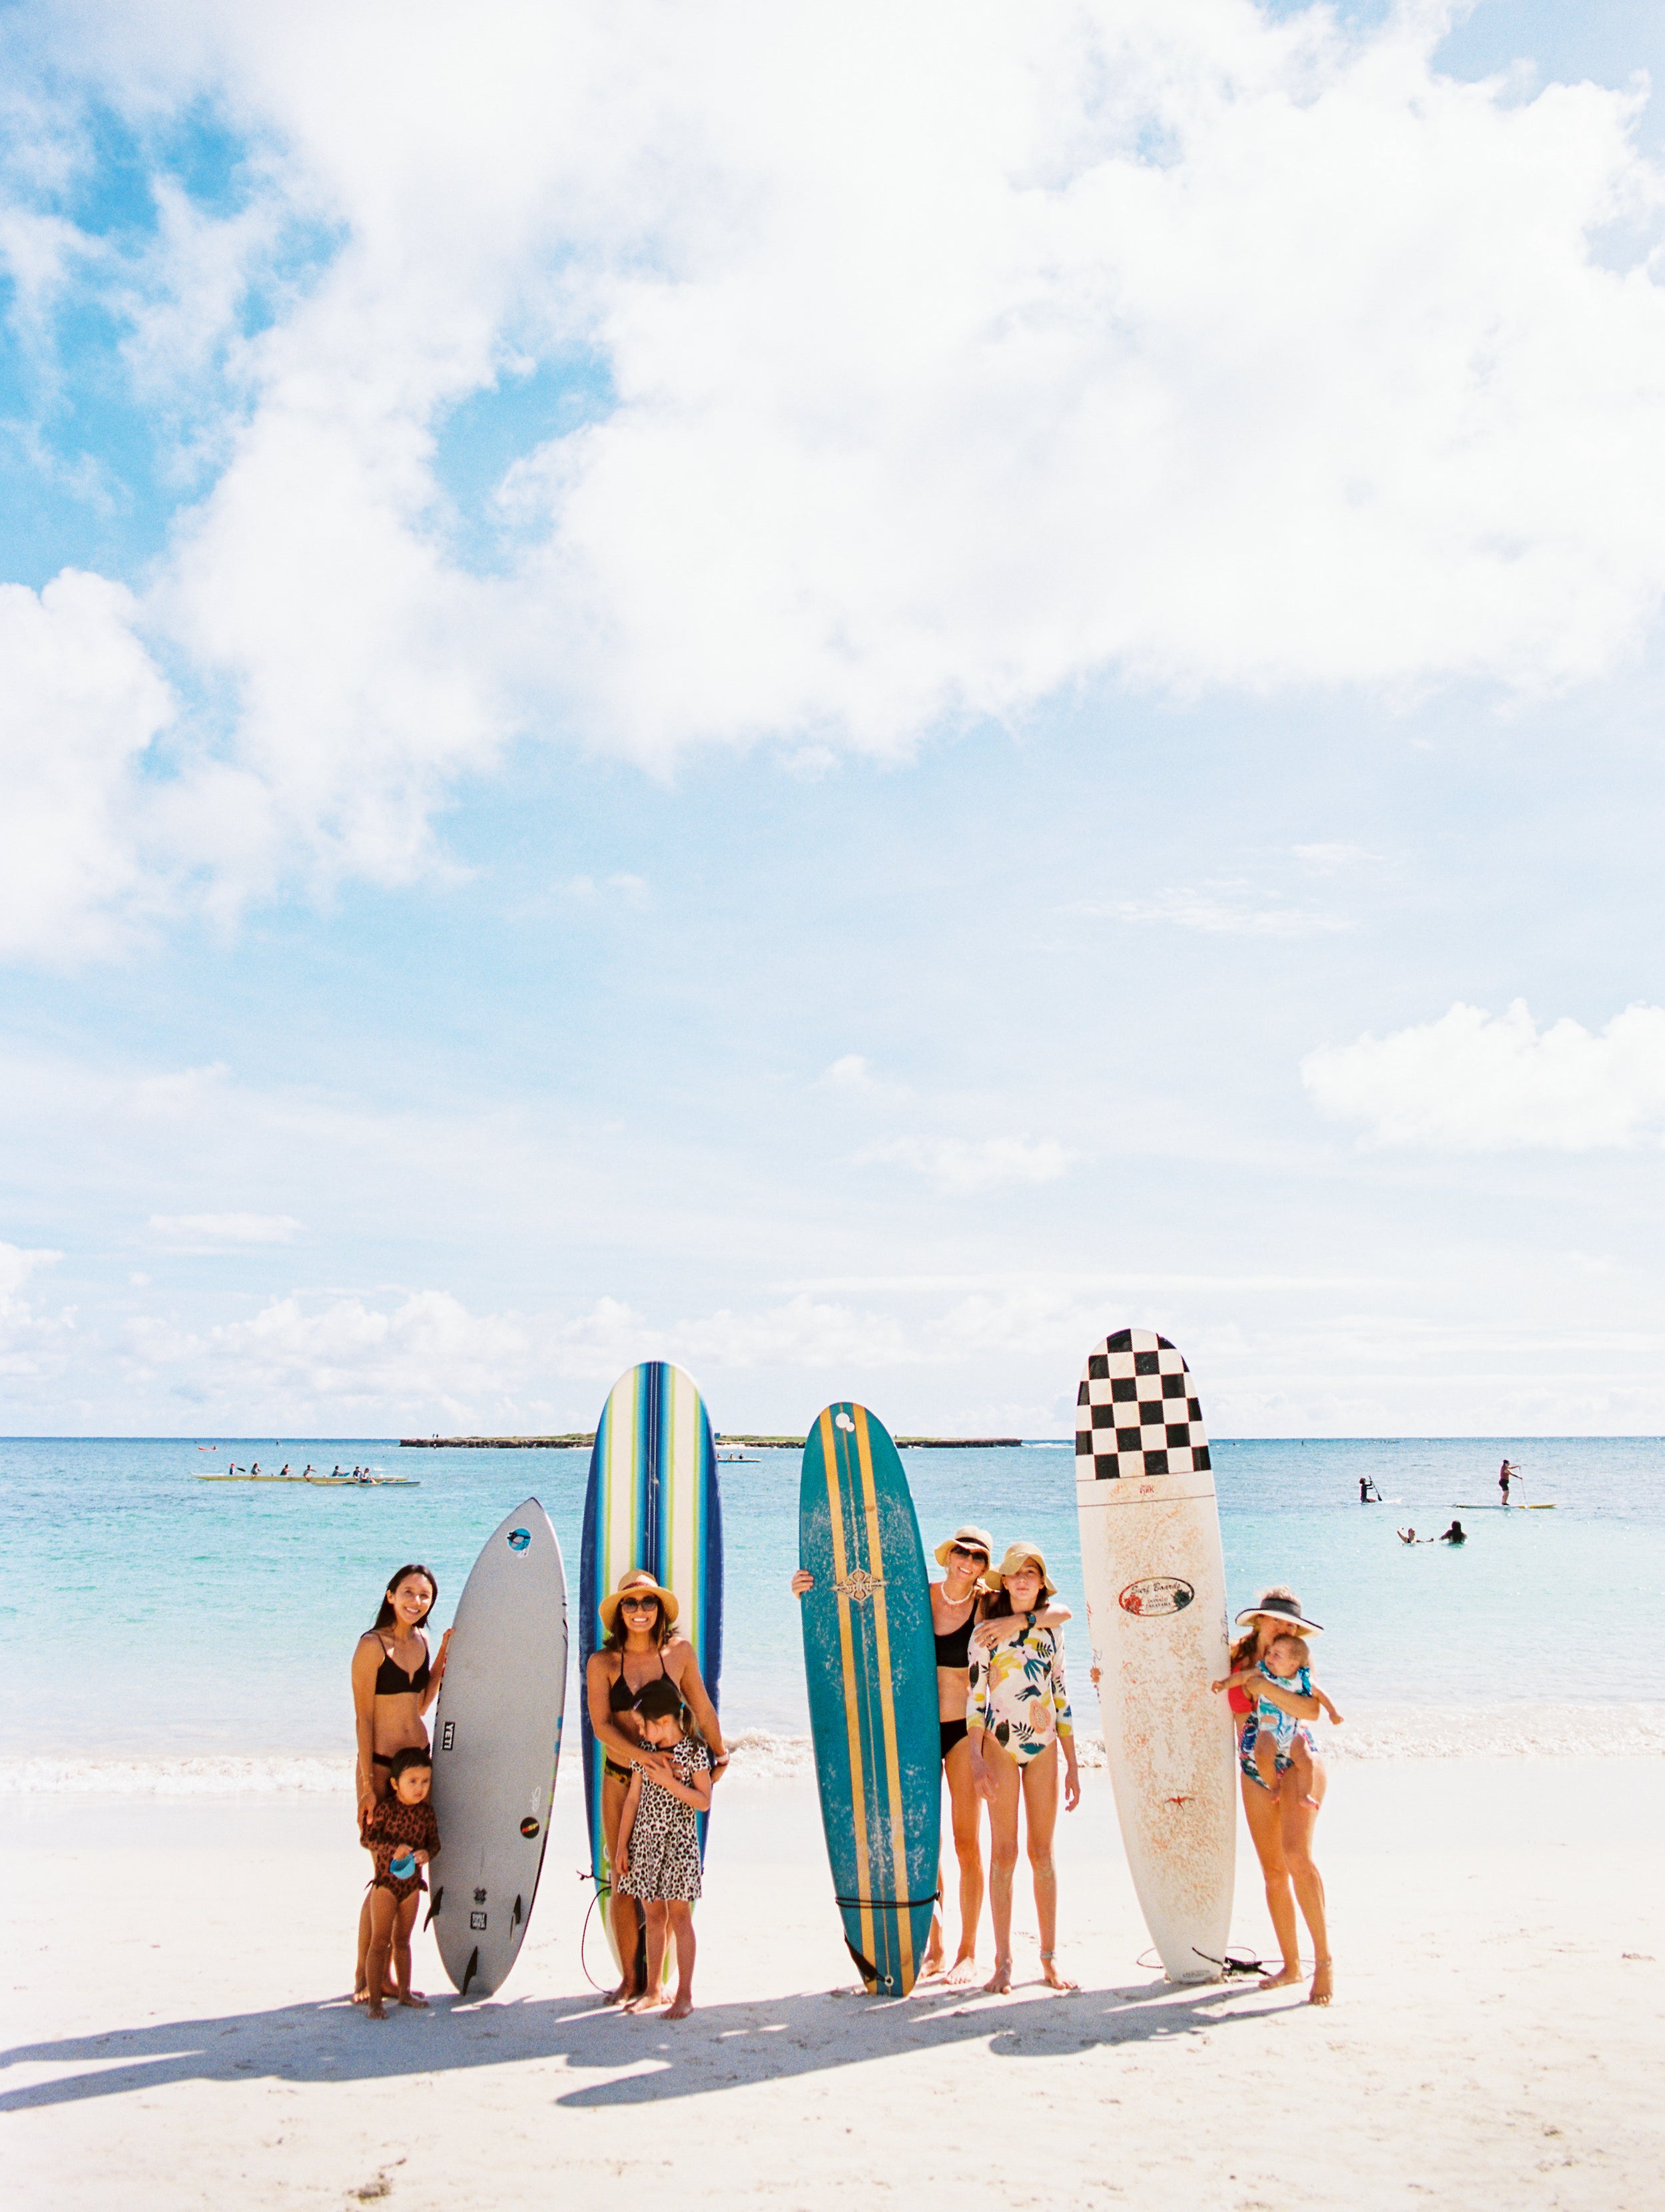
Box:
[604,1757,632,1783]
[940,1719,968,1760]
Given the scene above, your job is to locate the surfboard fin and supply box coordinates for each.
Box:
[460,1946,479,1998]
[424,1884,443,1930]
[512,1894,523,1928]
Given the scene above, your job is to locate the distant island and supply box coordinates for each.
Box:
[400,1432,1026,1450]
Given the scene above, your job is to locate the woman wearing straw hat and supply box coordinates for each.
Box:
[1226,1588,1333,2005]
[967,1541,1082,1994]
[586,1568,728,2005]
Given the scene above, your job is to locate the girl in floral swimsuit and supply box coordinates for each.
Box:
[966,1542,1081,1995]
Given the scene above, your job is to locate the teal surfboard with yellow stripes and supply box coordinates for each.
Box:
[581,1362,723,1972]
[799,1404,940,1996]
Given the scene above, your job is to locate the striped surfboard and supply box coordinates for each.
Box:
[799,1404,940,1996]
[580,1362,724,1967]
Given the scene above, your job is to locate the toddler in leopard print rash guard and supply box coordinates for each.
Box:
[360,1745,441,2019]
[614,1676,713,2020]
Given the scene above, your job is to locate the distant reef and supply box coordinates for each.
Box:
[400,1432,1025,1450]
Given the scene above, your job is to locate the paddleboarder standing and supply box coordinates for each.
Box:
[1498,1459,1515,1507]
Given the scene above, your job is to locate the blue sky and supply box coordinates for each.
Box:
[3,0,1665,1437]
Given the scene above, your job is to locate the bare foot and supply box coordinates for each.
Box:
[1257,1962,1304,1992]
[982,1958,1012,1995]
[366,1999,386,2020]
[623,1994,663,2015]
[602,1979,637,2007]
[942,1954,979,1988]
[1040,1958,1079,1992]
[1309,1960,1334,2006]
[350,1986,369,2005]
[665,1992,693,2019]
[395,1990,428,2008]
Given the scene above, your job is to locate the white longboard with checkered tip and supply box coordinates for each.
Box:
[1076,1328,1233,1982]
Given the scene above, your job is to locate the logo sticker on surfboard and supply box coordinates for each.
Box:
[1118,1575,1195,1617]
[507,1527,531,1551]
[519,1816,540,1838]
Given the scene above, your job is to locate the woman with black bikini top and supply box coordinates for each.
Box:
[349,1562,450,2002]
[585,1568,728,2006]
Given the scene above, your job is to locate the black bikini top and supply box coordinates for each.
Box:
[372,1635,430,1697]
[609,1654,667,1711]
[933,1592,979,1667]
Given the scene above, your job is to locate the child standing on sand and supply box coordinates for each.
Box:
[615,1677,713,2019]
[361,1745,441,2019]
[1213,1633,1343,1802]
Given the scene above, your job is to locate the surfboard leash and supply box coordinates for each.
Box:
[577,1867,612,1993]
[836,1890,943,1995]
[1190,1946,1283,1978]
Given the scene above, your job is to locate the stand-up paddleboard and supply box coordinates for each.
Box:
[799,1404,940,1996]
[1455,1502,1557,1510]
[1076,1328,1233,1983]
[580,1362,723,1973]
[428,1498,567,1998]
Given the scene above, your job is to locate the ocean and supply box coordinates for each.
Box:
[4,1435,1662,1789]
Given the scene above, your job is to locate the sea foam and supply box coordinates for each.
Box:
[3,1703,1659,1793]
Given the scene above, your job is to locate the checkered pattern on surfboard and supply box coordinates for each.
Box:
[1074,1328,1211,1480]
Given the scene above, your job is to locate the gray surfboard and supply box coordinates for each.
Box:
[428,1498,567,1998]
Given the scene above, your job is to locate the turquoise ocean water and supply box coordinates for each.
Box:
[3,1436,1662,1785]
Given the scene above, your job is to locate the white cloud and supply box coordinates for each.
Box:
[4,2,1665,952]
[1302,999,1665,1149]
[1086,885,1353,936]
[561,872,649,906]
[855,1133,1072,1192]
[0,1241,73,1379]
[148,1211,304,1245]
[0,572,175,958]
[126,1288,530,1406]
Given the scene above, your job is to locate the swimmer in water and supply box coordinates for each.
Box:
[1397,1525,1427,1544]
[1438,1520,1467,1545]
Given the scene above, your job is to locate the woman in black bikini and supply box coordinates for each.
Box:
[350,1563,450,2003]
[585,1568,727,2005]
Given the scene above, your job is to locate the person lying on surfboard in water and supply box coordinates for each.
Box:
[614,1677,713,2019]
[791,1524,1072,1987]
[966,1544,1081,1994]
[1213,1632,1342,1804]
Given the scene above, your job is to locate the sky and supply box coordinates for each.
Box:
[3,0,1665,1439]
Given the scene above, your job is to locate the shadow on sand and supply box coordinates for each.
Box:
[3,1972,1289,2113]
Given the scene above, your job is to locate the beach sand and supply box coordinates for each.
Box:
[5,1757,1662,2209]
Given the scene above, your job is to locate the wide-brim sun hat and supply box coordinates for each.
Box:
[934,1523,996,1568]
[599,1568,680,1633]
[984,1541,1057,1599]
[1235,1593,1323,1635]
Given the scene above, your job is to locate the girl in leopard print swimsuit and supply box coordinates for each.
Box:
[615,1677,713,2019]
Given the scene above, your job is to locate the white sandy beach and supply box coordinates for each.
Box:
[6,1755,1662,2210]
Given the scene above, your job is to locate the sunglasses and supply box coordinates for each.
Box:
[621,1595,660,1610]
[950,1544,989,1561]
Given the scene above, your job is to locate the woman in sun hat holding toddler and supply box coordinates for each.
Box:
[1217,1587,1335,2005]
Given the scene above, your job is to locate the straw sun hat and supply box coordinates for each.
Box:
[933,1524,996,1568]
[598,1567,680,1634]
[984,1541,1058,1599]
[1234,1591,1323,1636]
